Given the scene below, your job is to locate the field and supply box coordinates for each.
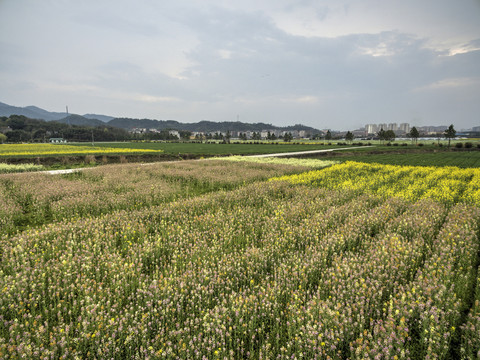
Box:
[1,157,480,359]
[0,160,313,235]
[272,161,480,205]
[69,141,352,156]
[334,151,480,168]
[3,142,480,169]
[0,144,163,158]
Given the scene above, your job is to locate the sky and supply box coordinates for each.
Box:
[1,0,479,131]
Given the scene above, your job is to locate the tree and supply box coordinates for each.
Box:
[32,129,47,142]
[384,130,396,142]
[0,133,6,144]
[409,126,419,144]
[377,128,386,144]
[179,130,192,140]
[7,129,30,143]
[265,131,277,141]
[325,130,332,140]
[444,124,456,148]
[283,132,293,142]
[345,131,354,143]
[6,115,27,130]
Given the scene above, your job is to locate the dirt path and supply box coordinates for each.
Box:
[247,146,374,158]
[42,168,86,175]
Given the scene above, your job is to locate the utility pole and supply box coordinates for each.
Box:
[66,106,70,126]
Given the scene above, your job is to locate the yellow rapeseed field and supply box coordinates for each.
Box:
[0,143,162,156]
[271,161,480,205]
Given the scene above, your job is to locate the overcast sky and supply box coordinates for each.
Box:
[1,0,479,130]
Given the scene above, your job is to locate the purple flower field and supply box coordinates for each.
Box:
[0,161,479,359]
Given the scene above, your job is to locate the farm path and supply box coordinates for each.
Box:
[246,145,374,158]
[42,168,85,175]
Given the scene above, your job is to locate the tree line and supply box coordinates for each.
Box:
[408,124,457,147]
[0,115,131,143]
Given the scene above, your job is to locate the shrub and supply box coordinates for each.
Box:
[465,142,473,149]
[455,142,464,149]
[85,154,96,164]
[418,143,424,147]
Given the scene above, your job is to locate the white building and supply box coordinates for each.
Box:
[398,123,410,133]
[387,123,398,131]
[366,124,378,134]
[49,138,67,143]
[365,122,411,134]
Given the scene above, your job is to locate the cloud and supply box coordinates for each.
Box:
[414,77,480,92]
[0,0,479,129]
[445,39,480,56]
[181,12,436,100]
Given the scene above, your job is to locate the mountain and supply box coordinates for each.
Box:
[0,101,321,133]
[83,114,115,122]
[0,102,67,120]
[107,118,179,130]
[0,102,111,122]
[23,105,67,121]
[57,115,106,127]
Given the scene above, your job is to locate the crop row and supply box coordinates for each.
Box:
[209,156,339,169]
[0,181,478,359]
[460,275,480,359]
[0,163,45,174]
[0,143,163,157]
[272,161,480,205]
[338,152,480,168]
[0,160,307,234]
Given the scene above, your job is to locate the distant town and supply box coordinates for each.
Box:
[130,123,480,141]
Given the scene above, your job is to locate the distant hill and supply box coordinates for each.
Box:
[83,114,115,122]
[0,101,321,133]
[0,102,67,121]
[108,118,320,133]
[0,102,110,123]
[57,115,106,127]
[107,118,179,130]
[23,105,68,121]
